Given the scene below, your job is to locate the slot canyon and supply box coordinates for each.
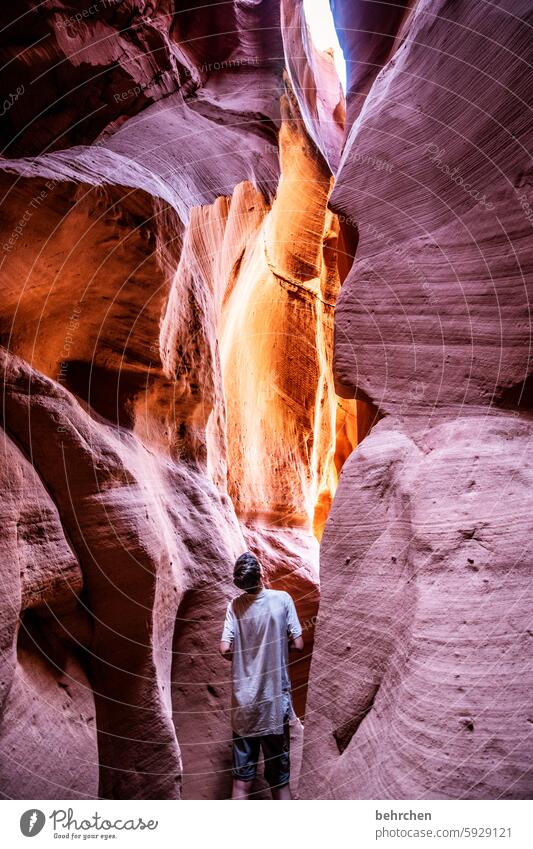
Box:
[0,0,532,801]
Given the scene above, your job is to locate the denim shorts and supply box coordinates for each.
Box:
[232,719,290,788]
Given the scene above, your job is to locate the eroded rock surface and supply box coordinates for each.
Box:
[300,0,533,799]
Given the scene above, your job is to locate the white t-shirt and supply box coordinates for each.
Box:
[221,588,302,737]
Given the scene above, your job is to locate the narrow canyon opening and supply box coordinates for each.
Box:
[170,9,377,798]
[166,3,375,798]
[170,91,371,797]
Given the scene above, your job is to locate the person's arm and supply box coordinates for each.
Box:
[219,640,233,660]
[220,601,235,660]
[289,634,304,652]
[285,593,304,651]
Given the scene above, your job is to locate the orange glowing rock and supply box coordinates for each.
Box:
[218,84,352,539]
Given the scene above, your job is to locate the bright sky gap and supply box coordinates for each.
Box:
[303,0,347,92]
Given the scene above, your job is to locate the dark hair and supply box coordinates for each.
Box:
[233,552,262,593]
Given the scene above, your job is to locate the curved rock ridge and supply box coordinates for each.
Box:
[0,0,356,800]
[331,0,533,416]
[301,414,533,799]
[0,425,98,799]
[0,0,285,157]
[301,0,533,800]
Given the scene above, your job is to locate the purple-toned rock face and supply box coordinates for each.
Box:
[0,0,531,802]
[331,0,533,416]
[300,0,533,800]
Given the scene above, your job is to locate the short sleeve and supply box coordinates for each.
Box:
[221,601,235,643]
[285,593,302,639]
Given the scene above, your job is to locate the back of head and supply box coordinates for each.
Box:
[233,552,262,593]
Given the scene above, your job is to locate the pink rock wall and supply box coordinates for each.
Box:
[300,0,533,799]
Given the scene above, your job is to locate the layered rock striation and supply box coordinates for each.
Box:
[300,0,533,800]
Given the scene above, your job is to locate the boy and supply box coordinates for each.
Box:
[220,552,304,799]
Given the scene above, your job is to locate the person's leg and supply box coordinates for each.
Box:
[232,778,254,800]
[271,782,291,800]
[261,720,291,799]
[231,733,259,799]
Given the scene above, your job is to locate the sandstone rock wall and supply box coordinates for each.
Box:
[300,0,533,799]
